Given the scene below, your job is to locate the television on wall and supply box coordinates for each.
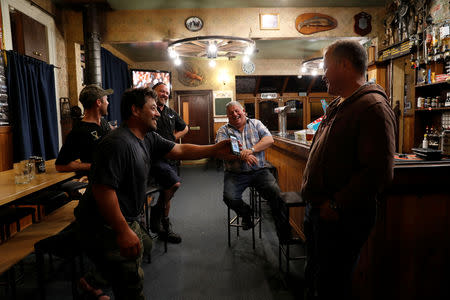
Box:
[130,69,171,93]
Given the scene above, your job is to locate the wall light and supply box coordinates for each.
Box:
[218,70,229,85]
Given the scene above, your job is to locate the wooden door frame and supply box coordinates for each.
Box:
[174,90,214,144]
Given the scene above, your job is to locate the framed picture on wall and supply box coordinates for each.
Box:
[213,90,233,117]
[260,13,279,30]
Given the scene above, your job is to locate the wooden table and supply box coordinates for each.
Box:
[0,159,76,206]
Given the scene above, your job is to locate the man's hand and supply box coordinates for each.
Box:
[214,139,236,160]
[116,226,141,258]
[242,154,258,166]
[239,149,253,161]
[319,200,339,221]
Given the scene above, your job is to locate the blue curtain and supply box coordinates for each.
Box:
[6,51,58,162]
[101,48,130,124]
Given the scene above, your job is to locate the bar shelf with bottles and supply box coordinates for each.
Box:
[413,19,450,150]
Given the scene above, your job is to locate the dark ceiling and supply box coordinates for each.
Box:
[236,75,327,95]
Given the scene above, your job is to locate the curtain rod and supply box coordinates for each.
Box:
[1,49,61,69]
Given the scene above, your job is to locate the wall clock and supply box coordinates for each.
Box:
[242,61,255,74]
[185,16,203,32]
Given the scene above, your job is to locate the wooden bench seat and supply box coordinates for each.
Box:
[0,200,78,275]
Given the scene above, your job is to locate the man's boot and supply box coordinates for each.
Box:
[160,217,182,244]
[150,205,163,233]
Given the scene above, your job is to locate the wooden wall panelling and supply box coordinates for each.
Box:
[0,126,13,171]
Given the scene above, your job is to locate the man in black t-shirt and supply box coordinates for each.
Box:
[56,84,113,174]
[75,87,233,300]
[55,84,114,299]
[150,82,188,244]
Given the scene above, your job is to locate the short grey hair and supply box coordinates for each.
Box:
[225,101,243,110]
[325,40,367,76]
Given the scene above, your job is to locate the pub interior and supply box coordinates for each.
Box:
[0,0,449,299]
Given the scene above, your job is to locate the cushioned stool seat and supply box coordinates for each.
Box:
[277,192,306,274]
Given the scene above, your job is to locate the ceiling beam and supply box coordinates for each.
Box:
[280,76,289,96]
[253,76,261,97]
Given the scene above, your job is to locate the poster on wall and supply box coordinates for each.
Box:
[213,90,233,118]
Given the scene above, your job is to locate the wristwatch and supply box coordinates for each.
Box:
[250,147,255,153]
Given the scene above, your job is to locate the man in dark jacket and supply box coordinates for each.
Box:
[301,40,396,299]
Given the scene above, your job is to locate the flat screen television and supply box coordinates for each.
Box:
[130,69,171,93]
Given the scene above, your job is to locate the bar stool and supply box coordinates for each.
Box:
[227,187,262,250]
[143,184,166,262]
[277,191,306,274]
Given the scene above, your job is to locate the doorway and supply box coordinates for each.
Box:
[174,90,213,145]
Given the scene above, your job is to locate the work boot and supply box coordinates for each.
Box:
[160,217,182,244]
[150,206,163,233]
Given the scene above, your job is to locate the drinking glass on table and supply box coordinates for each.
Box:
[14,160,31,184]
[306,129,315,142]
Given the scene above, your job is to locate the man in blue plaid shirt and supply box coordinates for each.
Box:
[216,101,281,230]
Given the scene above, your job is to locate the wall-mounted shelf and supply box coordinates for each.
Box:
[415,107,450,112]
[415,81,449,88]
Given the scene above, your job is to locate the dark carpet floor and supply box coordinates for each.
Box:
[1,163,305,299]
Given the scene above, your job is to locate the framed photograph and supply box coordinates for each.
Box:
[260,13,279,30]
[185,16,203,32]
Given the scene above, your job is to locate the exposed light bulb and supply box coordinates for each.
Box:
[209,60,216,67]
[242,56,250,63]
[174,57,182,66]
[168,48,177,59]
[244,46,254,56]
[207,43,218,58]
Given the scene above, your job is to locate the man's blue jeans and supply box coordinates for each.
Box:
[223,168,280,216]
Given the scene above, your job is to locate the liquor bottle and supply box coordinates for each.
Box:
[422,133,428,149]
[431,97,437,108]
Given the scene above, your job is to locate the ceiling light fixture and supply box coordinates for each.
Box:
[299,57,324,77]
[168,35,255,66]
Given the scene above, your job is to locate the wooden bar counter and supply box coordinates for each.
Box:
[266,133,450,300]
